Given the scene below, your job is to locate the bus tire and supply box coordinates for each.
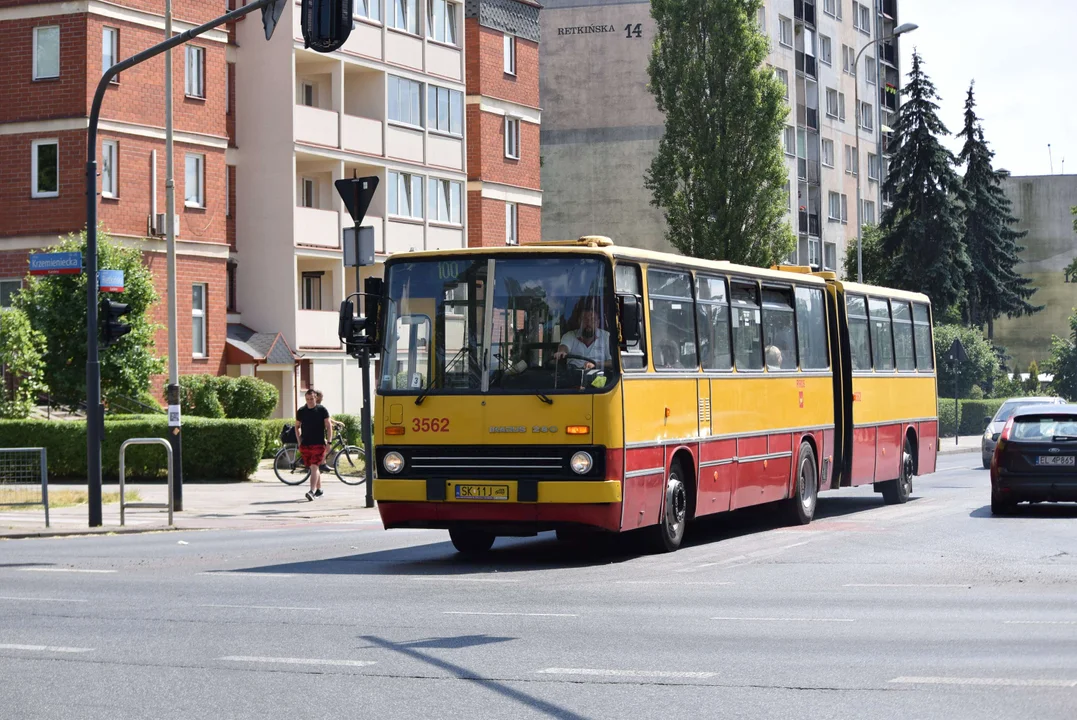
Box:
[449,527,495,555]
[784,441,818,525]
[881,437,914,505]
[646,459,687,553]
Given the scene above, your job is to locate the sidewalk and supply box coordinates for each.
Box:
[0,460,383,539]
[938,435,981,455]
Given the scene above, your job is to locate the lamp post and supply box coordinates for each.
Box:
[855,21,917,283]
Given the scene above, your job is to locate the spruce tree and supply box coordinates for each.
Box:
[957,82,1040,335]
[645,0,794,266]
[879,51,969,315]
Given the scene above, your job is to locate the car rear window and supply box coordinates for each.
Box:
[996,400,1056,423]
[1011,415,1077,441]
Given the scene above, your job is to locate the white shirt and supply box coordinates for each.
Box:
[559,329,611,368]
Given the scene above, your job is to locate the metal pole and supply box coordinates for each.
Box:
[84,0,276,527]
[955,362,960,445]
[40,448,49,529]
[165,0,184,512]
[854,41,877,284]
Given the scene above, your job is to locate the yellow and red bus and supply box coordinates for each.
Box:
[369,237,938,553]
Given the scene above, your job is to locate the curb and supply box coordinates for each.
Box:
[0,526,186,541]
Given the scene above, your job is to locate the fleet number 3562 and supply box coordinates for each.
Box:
[412,418,450,432]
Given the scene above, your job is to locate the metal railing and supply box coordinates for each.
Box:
[119,438,173,526]
[0,448,49,527]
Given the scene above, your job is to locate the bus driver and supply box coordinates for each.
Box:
[553,306,612,371]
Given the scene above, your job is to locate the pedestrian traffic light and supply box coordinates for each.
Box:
[300,0,353,53]
[338,278,383,359]
[100,298,131,348]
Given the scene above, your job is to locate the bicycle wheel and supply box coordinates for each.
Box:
[274,445,310,485]
[334,445,368,485]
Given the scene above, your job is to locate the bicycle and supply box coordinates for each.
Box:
[273,420,368,486]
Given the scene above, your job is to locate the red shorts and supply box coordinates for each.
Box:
[299,445,327,466]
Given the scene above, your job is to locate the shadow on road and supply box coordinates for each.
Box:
[970,504,1077,519]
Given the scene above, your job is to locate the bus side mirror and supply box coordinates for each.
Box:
[363,276,384,351]
[617,293,642,347]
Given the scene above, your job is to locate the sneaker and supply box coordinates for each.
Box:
[319,464,330,473]
[304,491,314,502]
[314,489,323,498]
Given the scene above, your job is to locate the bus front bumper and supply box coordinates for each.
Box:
[374,479,622,504]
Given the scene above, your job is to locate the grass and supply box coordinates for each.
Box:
[0,488,141,511]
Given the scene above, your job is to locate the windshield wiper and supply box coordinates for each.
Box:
[493,353,553,405]
[416,343,473,405]
[1053,435,1077,442]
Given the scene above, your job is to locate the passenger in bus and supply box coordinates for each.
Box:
[765,345,783,370]
[553,305,612,371]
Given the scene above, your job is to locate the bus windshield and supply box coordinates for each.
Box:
[379,255,616,395]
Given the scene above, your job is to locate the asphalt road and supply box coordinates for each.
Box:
[2,454,1075,720]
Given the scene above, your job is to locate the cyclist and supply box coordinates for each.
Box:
[296,388,332,501]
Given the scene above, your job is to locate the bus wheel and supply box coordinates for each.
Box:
[881,438,914,505]
[449,528,495,555]
[647,460,687,553]
[785,441,818,525]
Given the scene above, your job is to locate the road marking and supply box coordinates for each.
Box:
[537,668,716,679]
[443,611,577,618]
[1005,620,1077,626]
[0,643,92,653]
[844,583,969,588]
[891,676,1077,688]
[221,656,376,668]
[711,616,854,623]
[197,572,296,578]
[0,597,87,603]
[411,577,521,583]
[200,604,321,611]
[19,568,116,574]
[614,581,735,586]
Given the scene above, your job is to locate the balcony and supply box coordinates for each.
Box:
[798,212,821,237]
[881,0,897,18]
[880,43,897,67]
[294,207,341,249]
[427,41,463,83]
[342,114,384,156]
[794,0,816,25]
[295,105,339,148]
[342,19,383,60]
[881,85,898,112]
[795,52,817,79]
[296,310,342,350]
[385,29,423,71]
[386,124,424,164]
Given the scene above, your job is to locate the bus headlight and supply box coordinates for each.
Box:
[383,451,405,474]
[570,451,593,475]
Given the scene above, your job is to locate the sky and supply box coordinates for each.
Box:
[899,0,1077,176]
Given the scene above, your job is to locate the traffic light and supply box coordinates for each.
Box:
[100,298,131,348]
[337,278,383,359]
[300,0,353,53]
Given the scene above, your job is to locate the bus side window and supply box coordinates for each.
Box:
[731,282,763,371]
[647,268,698,371]
[891,299,915,371]
[847,295,872,371]
[795,286,829,369]
[616,264,647,370]
[696,275,732,371]
[868,297,895,371]
[912,303,933,370]
[761,286,797,371]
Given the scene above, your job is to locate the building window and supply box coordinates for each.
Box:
[388,170,423,219]
[844,145,858,176]
[825,88,839,118]
[821,138,835,167]
[503,33,516,75]
[185,153,204,207]
[31,139,59,198]
[185,45,204,98]
[101,140,117,198]
[862,199,876,225]
[757,7,765,31]
[192,284,207,357]
[226,262,237,313]
[828,191,841,221]
[390,0,419,34]
[355,0,380,21]
[866,55,876,84]
[299,81,316,107]
[783,126,796,156]
[301,272,323,311]
[505,202,518,245]
[428,178,462,224]
[860,101,873,132]
[824,242,837,271]
[778,16,793,47]
[102,27,118,80]
[808,238,822,269]
[300,177,317,208]
[842,44,854,74]
[819,35,832,66]
[427,0,458,45]
[854,1,872,35]
[838,92,846,121]
[868,153,880,181]
[505,117,520,159]
[388,75,423,127]
[33,26,60,80]
[225,165,231,217]
[840,193,849,223]
[773,67,789,98]
[0,280,22,307]
[823,0,838,17]
[427,85,463,135]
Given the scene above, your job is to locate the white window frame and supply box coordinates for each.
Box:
[866,55,876,85]
[778,16,793,48]
[838,92,846,121]
[868,153,880,181]
[757,7,765,32]
[33,26,60,80]
[192,283,207,358]
[505,116,521,159]
[823,0,837,17]
[844,145,858,176]
[301,273,323,311]
[300,177,317,208]
[300,81,316,107]
[505,202,518,245]
[387,75,423,128]
[388,170,424,219]
[427,85,463,136]
[774,67,789,99]
[185,45,205,98]
[428,177,462,225]
[842,45,854,75]
[828,191,841,221]
[825,88,839,118]
[821,138,835,168]
[355,0,381,22]
[102,26,118,81]
[503,33,516,75]
[101,140,117,198]
[860,101,874,132]
[225,166,231,218]
[427,0,458,45]
[185,153,205,208]
[31,139,59,198]
[819,35,832,66]
[390,0,419,34]
[783,125,796,156]
[862,199,876,225]
[824,242,837,271]
[840,193,849,223]
[854,1,872,35]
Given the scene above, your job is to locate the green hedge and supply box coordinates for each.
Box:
[260,412,363,458]
[938,398,1006,438]
[0,418,265,480]
[179,374,279,420]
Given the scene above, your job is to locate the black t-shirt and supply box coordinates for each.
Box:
[296,404,330,446]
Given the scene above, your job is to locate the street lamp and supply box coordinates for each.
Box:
[855,21,917,283]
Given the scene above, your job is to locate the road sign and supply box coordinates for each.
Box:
[947,338,968,364]
[335,176,379,225]
[29,252,82,276]
[99,269,124,292]
[344,226,376,267]
[261,0,287,39]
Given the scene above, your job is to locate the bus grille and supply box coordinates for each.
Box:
[376,445,607,480]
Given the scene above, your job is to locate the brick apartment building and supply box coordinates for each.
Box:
[464,0,541,247]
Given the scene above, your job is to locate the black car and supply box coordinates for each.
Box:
[990,405,1077,515]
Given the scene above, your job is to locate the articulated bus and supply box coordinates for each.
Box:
[369,237,938,553]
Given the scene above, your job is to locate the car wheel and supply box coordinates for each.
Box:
[982,455,992,470]
[881,437,914,505]
[449,528,495,555]
[645,460,687,553]
[784,441,818,525]
[990,489,1017,516]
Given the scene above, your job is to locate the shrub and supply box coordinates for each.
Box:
[0,418,265,480]
[221,376,278,419]
[1025,360,1041,394]
[180,374,225,418]
[934,324,1000,398]
[0,308,46,419]
[968,385,984,400]
[938,398,1006,438]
